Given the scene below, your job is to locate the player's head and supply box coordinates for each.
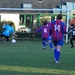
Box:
[71,24,75,28]
[10,22,14,26]
[43,21,47,26]
[57,14,62,20]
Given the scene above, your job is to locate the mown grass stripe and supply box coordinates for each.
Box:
[0,65,75,74]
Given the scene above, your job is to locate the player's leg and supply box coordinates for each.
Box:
[0,34,4,38]
[53,41,57,62]
[3,36,10,44]
[70,38,74,48]
[42,38,46,49]
[47,37,54,50]
[55,45,61,63]
[0,34,6,43]
[46,41,48,45]
[54,40,63,63]
[5,36,10,41]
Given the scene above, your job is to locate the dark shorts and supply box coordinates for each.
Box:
[1,34,9,38]
[42,37,51,42]
[1,34,10,41]
[53,40,64,46]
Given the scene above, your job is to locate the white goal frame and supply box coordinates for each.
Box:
[0,8,70,43]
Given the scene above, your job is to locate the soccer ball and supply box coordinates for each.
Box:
[11,39,16,43]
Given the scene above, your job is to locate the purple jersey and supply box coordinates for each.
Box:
[46,22,52,36]
[46,22,51,27]
[50,20,66,41]
[34,25,51,38]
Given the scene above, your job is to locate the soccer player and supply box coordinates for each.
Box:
[66,24,75,48]
[33,21,53,50]
[1,22,17,43]
[46,21,54,50]
[50,14,66,63]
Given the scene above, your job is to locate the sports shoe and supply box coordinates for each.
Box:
[51,48,54,50]
[4,40,6,44]
[55,61,60,64]
[70,46,74,48]
[54,59,56,63]
[43,47,46,49]
[46,42,48,45]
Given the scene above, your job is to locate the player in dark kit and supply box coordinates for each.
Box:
[67,24,75,48]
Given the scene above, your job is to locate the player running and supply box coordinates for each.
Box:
[46,21,54,49]
[33,21,54,50]
[50,14,66,63]
[0,22,17,43]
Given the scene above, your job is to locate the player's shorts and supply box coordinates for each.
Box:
[42,37,50,41]
[71,37,75,40]
[1,34,10,41]
[53,39,64,46]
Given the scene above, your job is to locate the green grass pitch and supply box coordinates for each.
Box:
[0,40,75,75]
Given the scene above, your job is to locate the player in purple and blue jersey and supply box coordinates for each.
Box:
[50,14,66,63]
[46,21,54,50]
[33,21,53,50]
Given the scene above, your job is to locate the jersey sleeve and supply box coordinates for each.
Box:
[11,28,15,34]
[62,22,66,34]
[34,26,42,34]
[3,25,8,29]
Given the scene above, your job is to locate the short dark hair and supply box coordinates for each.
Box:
[57,14,62,20]
[44,21,47,26]
[71,24,75,27]
[10,23,14,26]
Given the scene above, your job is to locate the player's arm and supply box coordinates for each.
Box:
[32,29,40,36]
[73,28,75,31]
[32,27,42,36]
[13,33,18,37]
[11,32,18,39]
[12,28,18,37]
[61,22,66,34]
[2,23,6,28]
[66,29,73,34]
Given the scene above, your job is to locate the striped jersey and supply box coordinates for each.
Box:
[67,27,75,38]
[50,20,66,41]
[34,25,51,38]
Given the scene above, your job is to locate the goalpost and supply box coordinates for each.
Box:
[0,8,70,43]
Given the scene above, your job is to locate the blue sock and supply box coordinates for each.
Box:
[54,49,57,60]
[49,43,53,49]
[56,51,60,61]
[42,41,46,47]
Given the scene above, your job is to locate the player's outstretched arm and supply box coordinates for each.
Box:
[32,32,36,37]
[2,23,6,28]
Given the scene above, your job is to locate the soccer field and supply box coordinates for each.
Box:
[0,40,75,75]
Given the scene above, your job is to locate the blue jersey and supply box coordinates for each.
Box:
[2,25,14,36]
